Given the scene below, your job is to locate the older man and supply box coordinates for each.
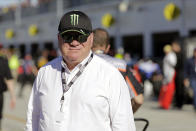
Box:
[92,28,144,113]
[25,10,135,131]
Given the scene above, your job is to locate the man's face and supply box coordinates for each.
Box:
[58,32,93,64]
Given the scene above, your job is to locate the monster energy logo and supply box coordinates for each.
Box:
[70,14,79,26]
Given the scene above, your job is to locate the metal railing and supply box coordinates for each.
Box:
[134,118,149,131]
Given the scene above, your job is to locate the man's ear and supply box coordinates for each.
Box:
[89,33,94,47]
[105,44,110,54]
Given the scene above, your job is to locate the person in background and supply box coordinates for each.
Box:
[17,54,37,98]
[184,48,196,111]
[124,52,137,67]
[92,28,144,113]
[162,44,177,85]
[0,44,16,130]
[25,10,135,131]
[172,41,185,109]
[137,58,160,83]
[8,47,20,79]
[37,49,49,69]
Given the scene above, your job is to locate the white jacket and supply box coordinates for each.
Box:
[163,51,177,83]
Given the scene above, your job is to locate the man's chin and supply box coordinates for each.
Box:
[66,55,81,62]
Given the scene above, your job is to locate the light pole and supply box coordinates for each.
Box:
[15,0,22,26]
[57,0,63,20]
[115,0,131,54]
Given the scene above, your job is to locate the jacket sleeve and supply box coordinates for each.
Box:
[125,66,144,96]
[109,71,136,131]
[25,74,40,131]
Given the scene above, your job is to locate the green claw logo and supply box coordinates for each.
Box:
[70,14,79,26]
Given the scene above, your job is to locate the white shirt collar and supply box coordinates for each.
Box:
[94,50,104,54]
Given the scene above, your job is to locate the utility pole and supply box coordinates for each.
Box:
[115,0,131,53]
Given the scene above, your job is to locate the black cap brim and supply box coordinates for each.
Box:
[60,29,90,36]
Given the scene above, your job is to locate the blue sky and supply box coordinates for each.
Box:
[0,0,38,7]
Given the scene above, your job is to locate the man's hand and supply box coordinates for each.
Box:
[10,97,16,109]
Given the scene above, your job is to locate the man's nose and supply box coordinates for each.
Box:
[70,40,80,46]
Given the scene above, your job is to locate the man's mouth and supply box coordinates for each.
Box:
[69,47,80,50]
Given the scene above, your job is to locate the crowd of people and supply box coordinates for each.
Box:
[0,10,196,131]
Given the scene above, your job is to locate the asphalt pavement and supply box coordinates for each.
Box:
[1,82,196,131]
